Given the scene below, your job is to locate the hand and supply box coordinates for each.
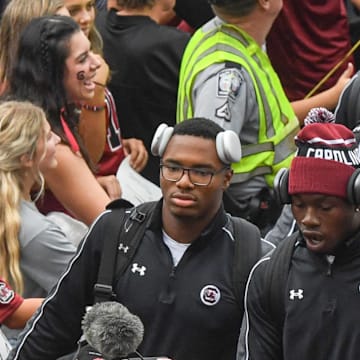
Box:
[96,175,122,200]
[333,62,354,96]
[122,138,148,172]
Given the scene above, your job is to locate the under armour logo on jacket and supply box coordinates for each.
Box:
[118,243,129,253]
[131,263,146,276]
[289,289,304,300]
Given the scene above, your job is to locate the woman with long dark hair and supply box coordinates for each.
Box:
[7,15,120,225]
[64,0,148,179]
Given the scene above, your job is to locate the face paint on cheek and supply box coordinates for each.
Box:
[76,71,85,80]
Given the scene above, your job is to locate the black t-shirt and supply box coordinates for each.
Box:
[174,0,214,29]
[95,10,189,185]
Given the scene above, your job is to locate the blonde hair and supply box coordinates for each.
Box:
[0,0,65,84]
[89,22,103,55]
[0,100,47,294]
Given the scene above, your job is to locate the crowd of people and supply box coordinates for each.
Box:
[0,0,359,359]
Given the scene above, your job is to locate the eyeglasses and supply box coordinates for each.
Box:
[160,163,228,186]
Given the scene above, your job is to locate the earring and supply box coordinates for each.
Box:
[355,208,360,213]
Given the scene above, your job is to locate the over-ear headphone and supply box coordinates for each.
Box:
[151,123,242,164]
[273,168,291,205]
[273,167,360,205]
[347,169,360,205]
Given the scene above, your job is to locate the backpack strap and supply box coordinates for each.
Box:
[336,71,360,130]
[231,216,262,311]
[94,208,126,303]
[94,200,157,303]
[264,232,299,330]
[113,201,157,278]
[347,73,360,128]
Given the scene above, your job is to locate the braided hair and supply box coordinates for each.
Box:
[8,15,93,168]
[0,0,66,85]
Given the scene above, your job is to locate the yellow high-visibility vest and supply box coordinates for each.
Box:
[177,22,299,186]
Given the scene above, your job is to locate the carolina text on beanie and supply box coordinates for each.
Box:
[289,122,360,199]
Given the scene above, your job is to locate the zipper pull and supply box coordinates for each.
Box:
[326,255,335,276]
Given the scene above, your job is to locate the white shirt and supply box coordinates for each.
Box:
[162,229,191,266]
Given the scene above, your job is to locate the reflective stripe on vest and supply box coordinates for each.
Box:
[177,22,299,186]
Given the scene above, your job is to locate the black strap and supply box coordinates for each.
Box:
[94,201,157,303]
[336,72,360,129]
[231,216,262,311]
[94,208,128,303]
[264,232,298,330]
[113,202,157,279]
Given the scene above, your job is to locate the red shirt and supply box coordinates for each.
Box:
[38,89,125,218]
[0,278,23,323]
[96,88,125,176]
[267,0,353,101]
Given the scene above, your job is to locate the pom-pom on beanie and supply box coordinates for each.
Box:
[289,108,360,199]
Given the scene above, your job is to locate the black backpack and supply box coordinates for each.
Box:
[75,200,263,360]
[263,232,299,330]
[94,199,262,308]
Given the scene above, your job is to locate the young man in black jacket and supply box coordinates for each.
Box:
[239,109,360,360]
[10,118,273,360]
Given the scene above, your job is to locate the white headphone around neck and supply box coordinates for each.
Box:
[151,123,242,164]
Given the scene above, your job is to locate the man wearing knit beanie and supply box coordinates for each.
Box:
[238,108,360,360]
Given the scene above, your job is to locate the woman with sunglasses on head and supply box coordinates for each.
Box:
[6,15,121,226]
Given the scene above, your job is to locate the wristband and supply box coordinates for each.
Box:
[81,103,106,112]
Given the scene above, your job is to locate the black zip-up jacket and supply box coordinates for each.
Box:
[239,230,360,360]
[10,201,272,360]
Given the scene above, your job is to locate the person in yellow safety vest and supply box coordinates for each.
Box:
[177,0,354,238]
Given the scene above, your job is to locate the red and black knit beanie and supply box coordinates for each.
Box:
[289,108,360,199]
